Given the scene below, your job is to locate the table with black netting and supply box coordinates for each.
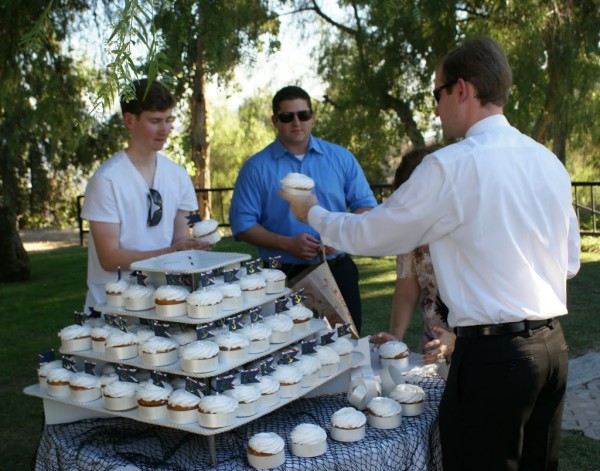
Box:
[33,375,443,471]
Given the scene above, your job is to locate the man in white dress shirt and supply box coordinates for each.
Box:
[281,37,580,470]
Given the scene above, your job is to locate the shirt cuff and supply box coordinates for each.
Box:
[307,205,329,231]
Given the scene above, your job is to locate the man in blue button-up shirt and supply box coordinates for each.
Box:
[230,85,376,332]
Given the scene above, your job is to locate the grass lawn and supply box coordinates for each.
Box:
[1,237,599,469]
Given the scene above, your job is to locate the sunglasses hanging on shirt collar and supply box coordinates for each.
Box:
[147,188,163,227]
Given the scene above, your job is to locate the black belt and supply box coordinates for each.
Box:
[454,318,555,338]
[269,253,347,270]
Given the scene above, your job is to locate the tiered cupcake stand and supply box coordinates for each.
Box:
[24,250,363,466]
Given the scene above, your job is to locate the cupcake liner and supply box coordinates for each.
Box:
[187,303,221,319]
[269,330,292,344]
[198,410,236,428]
[105,293,125,307]
[318,362,339,378]
[104,394,137,411]
[61,337,92,352]
[330,425,365,442]
[138,404,168,420]
[105,344,138,361]
[140,349,178,367]
[222,296,244,311]
[91,340,106,354]
[367,413,402,429]
[180,356,219,374]
[248,338,270,354]
[219,347,248,363]
[70,387,101,402]
[167,408,198,425]
[124,297,154,311]
[265,280,285,294]
[247,449,285,470]
[279,382,301,399]
[291,440,327,458]
[47,383,70,398]
[155,303,187,318]
[236,400,259,417]
[242,289,266,304]
[260,391,281,408]
[398,401,425,416]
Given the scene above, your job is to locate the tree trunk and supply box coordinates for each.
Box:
[0,206,30,282]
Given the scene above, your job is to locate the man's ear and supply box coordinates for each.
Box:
[122,112,136,130]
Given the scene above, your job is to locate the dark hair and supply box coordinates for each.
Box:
[440,37,512,107]
[120,79,175,116]
[272,86,312,115]
[393,145,443,190]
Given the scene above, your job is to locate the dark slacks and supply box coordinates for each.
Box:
[279,254,362,334]
[439,321,568,471]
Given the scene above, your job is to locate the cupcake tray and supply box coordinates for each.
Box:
[59,318,328,379]
[94,289,290,325]
[129,250,251,274]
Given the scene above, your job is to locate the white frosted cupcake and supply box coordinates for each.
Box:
[242,323,272,354]
[330,337,355,365]
[192,218,221,245]
[273,364,303,398]
[180,340,220,373]
[103,381,138,411]
[136,380,173,420]
[286,304,314,334]
[388,384,426,416]
[225,384,261,417]
[140,336,179,367]
[38,360,64,389]
[259,268,286,294]
[314,346,341,377]
[263,314,294,344]
[256,375,281,407]
[104,331,138,360]
[330,407,367,442]
[123,284,156,311]
[214,332,249,363]
[247,432,285,470]
[167,389,201,424]
[290,423,327,457]
[58,324,92,351]
[281,172,315,196]
[105,279,130,307]
[379,340,410,369]
[46,368,74,397]
[131,326,155,355]
[99,373,119,393]
[218,284,244,311]
[366,396,403,429]
[91,325,119,354]
[154,285,189,317]
[198,394,238,428]
[69,372,101,402]
[297,355,322,388]
[239,275,267,303]
[186,288,223,318]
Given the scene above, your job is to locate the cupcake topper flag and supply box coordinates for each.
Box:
[117,266,121,281]
[185,211,203,228]
[291,288,306,306]
[259,356,276,375]
[275,297,289,314]
[195,323,215,340]
[130,270,148,286]
[38,350,55,365]
[223,268,240,283]
[117,316,128,333]
[185,377,206,398]
[241,367,260,384]
[301,338,317,355]
[153,321,171,338]
[62,355,77,373]
[73,310,87,326]
[227,315,244,332]
[84,361,97,376]
[268,256,282,269]
[337,323,352,338]
[199,272,215,288]
[104,313,119,329]
[214,373,236,393]
[278,348,300,365]
[166,273,193,288]
[246,259,262,275]
[320,331,336,346]
[249,307,263,323]
[151,371,168,387]
[116,366,138,383]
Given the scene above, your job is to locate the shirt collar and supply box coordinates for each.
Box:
[273,135,323,159]
[465,114,510,139]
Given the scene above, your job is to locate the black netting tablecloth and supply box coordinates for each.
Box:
[33,376,443,471]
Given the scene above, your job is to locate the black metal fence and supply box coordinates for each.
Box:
[76,181,600,246]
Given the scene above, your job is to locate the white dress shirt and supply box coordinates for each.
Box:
[308,115,580,327]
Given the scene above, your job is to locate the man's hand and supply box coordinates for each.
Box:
[279,190,318,223]
[171,238,214,252]
[288,233,321,260]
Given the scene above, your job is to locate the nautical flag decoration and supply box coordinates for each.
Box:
[223,268,240,283]
[259,356,276,375]
[290,289,306,306]
[139,317,151,326]
[151,371,168,387]
[211,266,224,277]
[199,272,215,288]
[185,212,203,227]
[337,323,352,338]
[214,374,236,393]
[227,315,244,332]
[166,273,193,288]
[241,368,260,384]
[275,297,289,313]
[116,365,138,383]
[130,270,148,286]
[246,259,262,275]
[301,338,318,355]
[38,350,55,365]
[195,323,215,340]
[153,321,171,338]
[268,256,282,269]
[62,356,77,373]
[249,307,263,323]
[278,349,299,364]
[117,266,121,281]
[321,331,336,346]
[186,377,206,397]
[104,313,118,328]
[214,318,227,329]
[117,316,128,333]
[87,307,101,319]
[74,310,87,326]
[84,361,97,376]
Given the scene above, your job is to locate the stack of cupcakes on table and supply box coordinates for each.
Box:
[247,432,286,470]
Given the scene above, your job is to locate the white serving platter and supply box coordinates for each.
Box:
[129,250,251,274]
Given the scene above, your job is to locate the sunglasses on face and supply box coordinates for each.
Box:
[147,188,163,227]
[276,110,313,123]
[433,80,457,103]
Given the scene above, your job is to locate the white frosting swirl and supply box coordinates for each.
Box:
[248,432,285,454]
[214,332,250,349]
[105,331,137,348]
[286,304,313,322]
[103,381,137,398]
[180,340,219,359]
[256,375,280,394]
[38,360,63,375]
[140,336,178,354]
[187,288,223,306]
[91,325,119,340]
[58,324,91,340]
[169,327,197,346]
[264,314,294,332]
[226,384,261,403]
[331,407,367,428]
[274,364,303,384]
[388,384,426,403]
[281,172,315,191]
[69,372,100,389]
[154,285,189,302]
[100,374,119,388]
[260,268,286,282]
[291,423,327,445]
[330,337,355,356]
[105,279,130,294]
[239,275,266,291]
[123,284,155,300]
[242,323,272,341]
[314,346,340,365]
[199,394,238,413]
[134,327,155,345]
[379,340,409,359]
[192,219,219,237]
[297,355,322,375]
[136,380,172,402]
[46,368,74,383]
[367,397,402,417]
[168,388,201,408]
[218,284,242,298]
